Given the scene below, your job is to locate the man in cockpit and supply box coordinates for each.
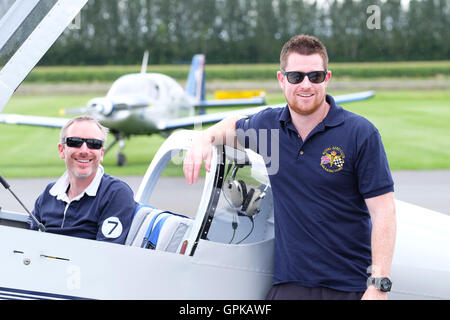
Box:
[29,116,138,244]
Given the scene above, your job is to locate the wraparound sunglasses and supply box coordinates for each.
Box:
[64,137,104,150]
[280,70,328,84]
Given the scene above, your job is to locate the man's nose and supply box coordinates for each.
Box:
[298,76,313,88]
[79,141,90,152]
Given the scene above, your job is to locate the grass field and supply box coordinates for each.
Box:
[0,89,449,178]
[25,60,450,83]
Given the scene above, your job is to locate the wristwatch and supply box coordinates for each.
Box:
[367,277,392,292]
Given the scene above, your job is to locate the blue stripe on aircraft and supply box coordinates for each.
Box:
[0,286,90,300]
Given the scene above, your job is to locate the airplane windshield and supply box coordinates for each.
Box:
[133,140,274,243]
[141,150,206,219]
[0,0,58,68]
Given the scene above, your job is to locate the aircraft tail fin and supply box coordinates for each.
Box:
[185,54,205,103]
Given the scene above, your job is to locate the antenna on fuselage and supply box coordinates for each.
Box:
[141,50,149,74]
[0,173,46,232]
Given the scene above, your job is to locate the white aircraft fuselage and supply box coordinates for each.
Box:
[0,130,275,299]
[1,130,450,300]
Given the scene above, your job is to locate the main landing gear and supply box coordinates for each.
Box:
[105,133,127,166]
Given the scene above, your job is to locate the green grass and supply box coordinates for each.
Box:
[24,60,450,83]
[0,90,449,177]
[339,90,450,170]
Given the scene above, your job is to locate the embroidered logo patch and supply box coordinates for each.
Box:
[321,146,345,172]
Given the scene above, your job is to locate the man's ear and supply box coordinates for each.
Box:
[58,143,65,159]
[325,70,332,83]
[99,147,105,163]
[277,71,285,89]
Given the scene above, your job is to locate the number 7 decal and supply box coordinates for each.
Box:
[101,217,123,239]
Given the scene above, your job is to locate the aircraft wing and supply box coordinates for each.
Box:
[195,97,266,108]
[0,91,374,133]
[0,113,70,128]
[330,90,375,104]
[157,104,276,131]
[157,91,375,131]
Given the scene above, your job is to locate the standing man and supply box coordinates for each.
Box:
[184,35,396,300]
[30,116,138,244]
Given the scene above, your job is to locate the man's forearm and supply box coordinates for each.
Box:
[371,214,396,277]
[203,115,245,148]
[362,192,396,299]
[366,192,397,277]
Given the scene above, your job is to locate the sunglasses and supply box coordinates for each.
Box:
[64,137,104,150]
[281,70,328,84]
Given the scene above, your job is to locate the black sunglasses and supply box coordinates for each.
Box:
[64,137,104,150]
[281,70,328,84]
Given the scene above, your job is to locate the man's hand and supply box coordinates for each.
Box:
[183,116,244,185]
[183,131,214,185]
[361,285,387,300]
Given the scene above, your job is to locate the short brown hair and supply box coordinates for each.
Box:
[280,34,329,70]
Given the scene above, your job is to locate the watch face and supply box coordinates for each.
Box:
[380,278,392,292]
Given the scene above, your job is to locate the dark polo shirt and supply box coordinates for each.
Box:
[30,172,138,244]
[236,94,394,292]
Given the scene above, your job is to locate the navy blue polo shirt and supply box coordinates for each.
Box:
[30,171,138,244]
[236,94,394,292]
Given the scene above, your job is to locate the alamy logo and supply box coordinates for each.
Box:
[367,5,381,30]
[68,12,81,30]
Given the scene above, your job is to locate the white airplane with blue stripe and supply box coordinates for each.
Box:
[0,50,268,166]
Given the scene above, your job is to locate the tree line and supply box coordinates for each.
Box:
[42,0,449,65]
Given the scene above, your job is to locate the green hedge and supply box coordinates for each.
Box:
[24,61,450,83]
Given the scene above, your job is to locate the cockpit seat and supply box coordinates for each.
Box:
[125,205,192,252]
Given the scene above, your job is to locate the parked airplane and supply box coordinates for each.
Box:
[0,51,268,166]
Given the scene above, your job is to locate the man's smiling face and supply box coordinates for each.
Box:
[277,52,331,116]
[58,120,105,181]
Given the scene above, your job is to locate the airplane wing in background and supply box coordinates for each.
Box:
[0,113,69,128]
[0,90,375,141]
[195,96,266,108]
[158,90,375,131]
[328,90,376,104]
